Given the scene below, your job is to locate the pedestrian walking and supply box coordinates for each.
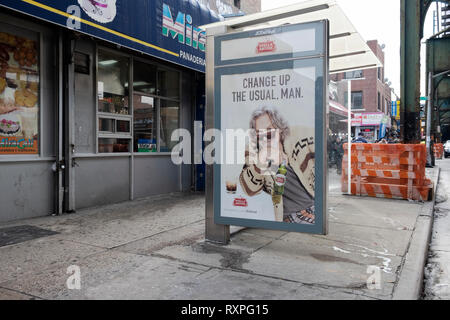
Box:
[353,132,368,144]
[335,137,344,175]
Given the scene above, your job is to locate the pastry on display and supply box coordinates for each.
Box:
[14,88,38,108]
[0,32,18,47]
[0,118,21,136]
[0,77,6,94]
[0,100,18,115]
[27,80,38,94]
[0,45,10,62]
[13,39,38,68]
[0,33,38,69]
[0,60,7,78]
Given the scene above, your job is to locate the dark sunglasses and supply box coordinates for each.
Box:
[256,129,277,143]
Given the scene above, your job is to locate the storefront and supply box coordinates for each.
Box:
[352,112,391,142]
[0,0,221,222]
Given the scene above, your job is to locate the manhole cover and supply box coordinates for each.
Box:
[0,225,59,248]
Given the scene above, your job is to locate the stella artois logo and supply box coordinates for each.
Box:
[233,198,248,207]
[275,174,286,186]
[256,40,277,54]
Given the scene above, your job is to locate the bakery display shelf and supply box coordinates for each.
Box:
[98,112,132,120]
[98,133,132,140]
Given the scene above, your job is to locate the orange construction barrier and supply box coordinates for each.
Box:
[341,144,433,201]
[434,143,444,159]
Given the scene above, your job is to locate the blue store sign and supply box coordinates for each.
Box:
[0,0,222,72]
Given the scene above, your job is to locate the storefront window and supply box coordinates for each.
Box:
[158,69,180,100]
[133,93,157,153]
[98,138,130,153]
[133,61,180,153]
[160,99,180,152]
[98,118,131,134]
[345,91,363,110]
[116,120,131,133]
[97,50,181,154]
[0,25,40,155]
[98,50,129,115]
[97,49,132,153]
[133,61,157,95]
[99,118,115,134]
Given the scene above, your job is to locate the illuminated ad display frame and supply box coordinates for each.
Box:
[212,20,329,235]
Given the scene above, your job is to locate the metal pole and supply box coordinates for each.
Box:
[63,35,76,213]
[55,31,64,216]
[426,72,433,163]
[433,10,436,35]
[400,0,421,143]
[347,80,352,195]
[436,1,440,34]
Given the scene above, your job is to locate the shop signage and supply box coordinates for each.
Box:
[162,3,206,53]
[212,21,328,234]
[137,139,157,153]
[391,100,401,120]
[0,0,221,72]
[0,137,38,154]
[352,112,384,127]
[396,101,401,120]
[391,101,397,118]
[351,114,363,126]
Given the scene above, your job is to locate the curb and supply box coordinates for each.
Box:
[392,167,440,300]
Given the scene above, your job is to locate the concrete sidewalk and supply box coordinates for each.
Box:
[0,168,439,300]
[424,159,450,299]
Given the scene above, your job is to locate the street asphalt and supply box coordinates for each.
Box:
[0,167,441,300]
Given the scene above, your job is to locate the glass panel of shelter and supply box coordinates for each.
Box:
[328,79,351,197]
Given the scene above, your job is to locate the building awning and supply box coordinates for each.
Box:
[330,100,352,117]
[200,0,382,74]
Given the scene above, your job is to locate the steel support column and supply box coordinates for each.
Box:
[401,0,422,143]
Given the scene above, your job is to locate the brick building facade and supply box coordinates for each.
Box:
[330,40,393,142]
[238,0,262,14]
[331,40,392,115]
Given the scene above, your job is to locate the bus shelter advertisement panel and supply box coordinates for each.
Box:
[219,65,320,231]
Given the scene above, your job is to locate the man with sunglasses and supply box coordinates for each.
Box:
[239,106,316,225]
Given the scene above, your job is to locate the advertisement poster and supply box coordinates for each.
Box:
[0,28,39,155]
[221,68,316,224]
[213,21,328,234]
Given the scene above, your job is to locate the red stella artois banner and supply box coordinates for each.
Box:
[256,41,277,54]
[233,198,248,208]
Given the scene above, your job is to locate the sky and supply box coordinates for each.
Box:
[262,0,437,99]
